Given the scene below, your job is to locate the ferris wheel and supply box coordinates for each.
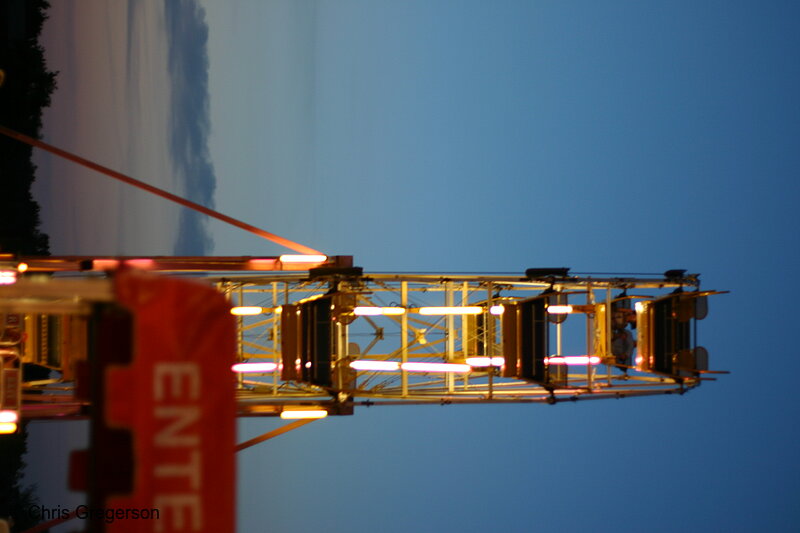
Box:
[0,125,727,533]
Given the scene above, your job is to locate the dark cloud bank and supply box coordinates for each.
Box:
[165,0,216,255]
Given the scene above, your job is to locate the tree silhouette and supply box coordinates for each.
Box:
[0,0,55,529]
[0,0,57,255]
[0,424,43,531]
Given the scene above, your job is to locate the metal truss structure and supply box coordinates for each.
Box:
[2,256,725,421]
[0,124,728,533]
[218,267,724,417]
[0,128,727,423]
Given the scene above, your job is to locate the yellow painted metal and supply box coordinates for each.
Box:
[6,269,722,419]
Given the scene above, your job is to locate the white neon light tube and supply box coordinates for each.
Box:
[400,362,472,373]
[418,306,483,315]
[231,362,279,373]
[0,410,18,423]
[350,361,401,371]
[353,307,406,316]
[465,356,505,367]
[547,305,573,314]
[230,306,264,316]
[278,254,328,264]
[545,356,601,366]
[280,410,328,420]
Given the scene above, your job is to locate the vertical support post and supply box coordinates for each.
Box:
[587,283,594,390]
[606,287,613,385]
[461,282,469,357]
[335,320,343,391]
[486,284,494,399]
[401,281,409,397]
[461,281,469,388]
[272,282,279,395]
[236,284,244,389]
[556,310,563,356]
[445,282,455,393]
[343,312,350,393]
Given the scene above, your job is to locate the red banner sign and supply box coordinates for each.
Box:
[103,271,236,532]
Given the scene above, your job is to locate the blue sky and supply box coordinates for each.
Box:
[31,1,800,531]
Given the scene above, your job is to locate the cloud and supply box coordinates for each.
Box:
[164,0,216,255]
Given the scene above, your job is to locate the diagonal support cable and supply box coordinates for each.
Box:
[235,418,318,452]
[0,125,322,255]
